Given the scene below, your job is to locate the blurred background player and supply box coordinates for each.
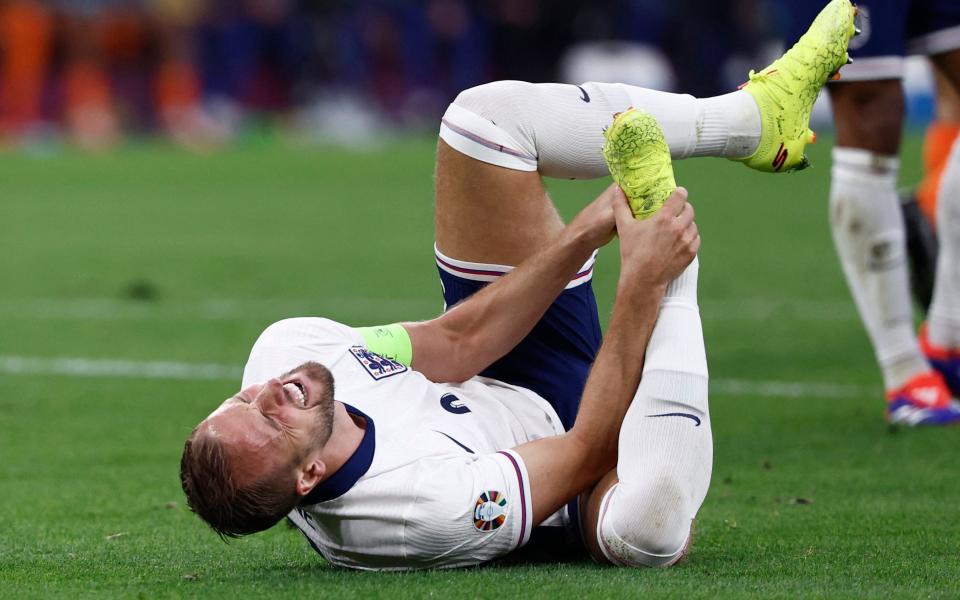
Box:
[908,71,960,406]
[0,0,778,149]
[902,69,960,311]
[917,69,960,232]
[0,0,52,142]
[784,0,960,425]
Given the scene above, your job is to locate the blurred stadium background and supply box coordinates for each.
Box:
[3,1,959,598]
[0,0,941,150]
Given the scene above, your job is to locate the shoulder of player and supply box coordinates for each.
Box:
[253,317,361,347]
[303,450,482,514]
[241,317,363,386]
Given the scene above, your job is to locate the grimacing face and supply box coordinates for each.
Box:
[198,362,336,486]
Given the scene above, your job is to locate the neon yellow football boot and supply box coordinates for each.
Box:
[736,0,858,173]
[603,108,676,220]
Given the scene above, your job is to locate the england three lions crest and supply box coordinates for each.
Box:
[473,490,507,531]
[349,346,408,380]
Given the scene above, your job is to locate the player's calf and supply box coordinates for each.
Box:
[589,275,712,567]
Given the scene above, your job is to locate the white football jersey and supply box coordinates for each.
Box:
[241,318,567,571]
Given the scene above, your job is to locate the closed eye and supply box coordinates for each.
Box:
[226,391,284,432]
[233,395,284,431]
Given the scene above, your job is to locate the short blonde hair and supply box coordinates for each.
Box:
[179,427,300,538]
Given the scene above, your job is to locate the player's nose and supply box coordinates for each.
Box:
[252,378,284,409]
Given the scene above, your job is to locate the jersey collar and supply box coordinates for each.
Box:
[300,404,375,506]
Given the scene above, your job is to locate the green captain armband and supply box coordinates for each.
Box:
[357,323,413,366]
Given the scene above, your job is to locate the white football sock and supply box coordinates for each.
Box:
[928,137,960,349]
[440,80,760,179]
[596,259,713,568]
[830,148,928,391]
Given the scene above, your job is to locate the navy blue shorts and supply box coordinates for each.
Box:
[783,0,960,80]
[434,247,602,432]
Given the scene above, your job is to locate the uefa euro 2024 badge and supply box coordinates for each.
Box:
[473,491,508,531]
[349,346,408,380]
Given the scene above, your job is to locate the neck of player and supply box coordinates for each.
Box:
[319,402,366,481]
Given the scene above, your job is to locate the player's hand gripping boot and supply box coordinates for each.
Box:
[885,370,960,427]
[602,108,676,219]
[736,0,858,173]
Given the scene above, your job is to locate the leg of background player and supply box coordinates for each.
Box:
[827,81,931,394]
[925,50,960,354]
[916,68,960,227]
[435,81,760,264]
[578,259,711,567]
[927,137,960,349]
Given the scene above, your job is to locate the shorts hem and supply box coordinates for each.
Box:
[835,56,904,81]
[434,244,597,289]
[909,24,960,56]
[439,103,538,172]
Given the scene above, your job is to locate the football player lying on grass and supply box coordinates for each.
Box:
[183,179,708,569]
[180,0,855,569]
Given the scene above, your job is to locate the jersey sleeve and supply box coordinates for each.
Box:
[402,449,534,567]
[241,317,363,387]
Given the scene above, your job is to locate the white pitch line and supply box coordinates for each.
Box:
[700,298,859,321]
[710,378,871,399]
[0,297,442,321]
[0,355,877,399]
[0,297,859,322]
[0,355,242,381]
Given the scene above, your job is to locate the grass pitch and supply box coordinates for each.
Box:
[1,134,958,599]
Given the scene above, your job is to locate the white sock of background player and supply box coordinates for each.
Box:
[927,139,960,349]
[596,258,713,567]
[439,80,761,179]
[830,148,929,391]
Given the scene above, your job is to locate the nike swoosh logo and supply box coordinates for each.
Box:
[577,85,591,103]
[646,412,701,426]
[434,430,475,453]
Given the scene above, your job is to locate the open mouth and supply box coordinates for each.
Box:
[282,380,308,407]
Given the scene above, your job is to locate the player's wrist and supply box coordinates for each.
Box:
[615,273,667,303]
[562,219,607,255]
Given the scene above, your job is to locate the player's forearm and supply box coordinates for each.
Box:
[518,280,666,524]
[408,222,597,382]
[570,280,666,472]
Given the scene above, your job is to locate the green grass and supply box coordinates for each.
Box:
[2,133,959,599]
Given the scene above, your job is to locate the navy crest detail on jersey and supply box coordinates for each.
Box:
[349,346,408,380]
[440,393,471,414]
[474,490,508,531]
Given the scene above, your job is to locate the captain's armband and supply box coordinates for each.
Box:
[357,323,413,366]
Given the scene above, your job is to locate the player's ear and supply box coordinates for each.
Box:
[295,459,326,497]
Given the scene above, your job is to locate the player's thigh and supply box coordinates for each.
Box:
[928,63,960,121]
[930,49,960,99]
[578,469,619,564]
[828,80,905,153]
[909,0,960,98]
[434,139,564,265]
